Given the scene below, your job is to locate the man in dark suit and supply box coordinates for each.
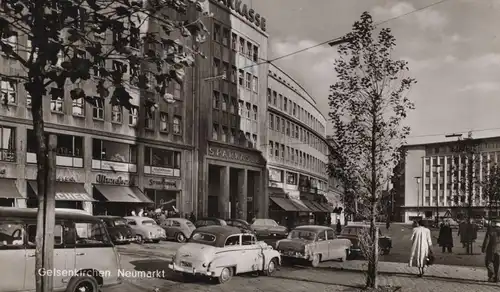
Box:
[482,226,500,282]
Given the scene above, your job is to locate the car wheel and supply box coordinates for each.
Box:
[176,233,187,243]
[340,249,349,262]
[264,258,278,276]
[217,267,233,284]
[311,254,321,267]
[65,275,99,292]
[136,235,144,244]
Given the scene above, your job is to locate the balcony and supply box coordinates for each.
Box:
[27,152,82,167]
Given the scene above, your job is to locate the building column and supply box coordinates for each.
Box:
[218,166,230,219]
[255,169,267,218]
[237,169,247,220]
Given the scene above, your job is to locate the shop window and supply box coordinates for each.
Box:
[144,146,181,174]
[92,139,137,171]
[26,130,82,167]
[287,172,297,185]
[0,126,15,162]
[72,98,84,116]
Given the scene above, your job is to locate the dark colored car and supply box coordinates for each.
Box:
[98,215,136,244]
[194,217,227,228]
[226,219,255,235]
[251,219,288,239]
[337,225,392,256]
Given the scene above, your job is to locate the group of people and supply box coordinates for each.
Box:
[410,219,500,282]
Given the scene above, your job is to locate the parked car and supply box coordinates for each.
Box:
[123,216,166,243]
[97,215,136,244]
[251,219,288,239]
[225,219,255,235]
[275,225,352,267]
[194,217,227,228]
[158,218,196,243]
[168,225,280,284]
[0,207,121,292]
[338,225,392,257]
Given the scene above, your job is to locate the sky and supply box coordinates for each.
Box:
[250,0,500,145]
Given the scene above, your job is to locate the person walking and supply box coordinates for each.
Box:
[409,220,433,277]
[336,219,342,235]
[482,226,500,282]
[438,221,453,253]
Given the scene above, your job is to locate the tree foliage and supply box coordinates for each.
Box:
[328,12,416,288]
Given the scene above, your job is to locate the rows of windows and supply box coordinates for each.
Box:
[212,123,257,148]
[267,87,325,134]
[213,23,259,63]
[268,140,326,174]
[213,90,258,119]
[269,113,327,155]
[213,57,258,92]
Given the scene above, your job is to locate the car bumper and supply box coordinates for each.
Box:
[168,263,217,277]
[114,237,136,244]
[279,252,309,260]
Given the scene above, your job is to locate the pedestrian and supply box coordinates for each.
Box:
[438,221,453,253]
[458,220,466,248]
[189,212,196,223]
[336,219,342,234]
[409,220,433,277]
[386,218,390,230]
[482,226,500,282]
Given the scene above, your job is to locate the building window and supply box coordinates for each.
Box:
[1,33,18,54]
[27,131,83,166]
[252,76,258,92]
[246,42,252,58]
[72,98,84,116]
[238,69,244,86]
[281,118,285,133]
[221,126,228,142]
[281,144,285,159]
[269,113,274,129]
[222,62,229,79]
[252,134,257,148]
[245,102,251,118]
[284,97,288,112]
[276,117,280,131]
[212,124,219,140]
[229,129,235,144]
[112,60,129,76]
[253,45,259,62]
[267,88,272,104]
[109,105,121,123]
[278,94,283,109]
[252,105,258,120]
[160,112,168,132]
[231,66,237,83]
[286,121,290,136]
[275,142,279,157]
[238,100,244,116]
[231,33,237,50]
[0,78,17,104]
[222,94,228,111]
[173,116,181,134]
[273,91,277,105]
[213,23,220,42]
[144,147,181,171]
[245,73,251,89]
[129,106,138,126]
[0,126,15,162]
[269,141,273,156]
[230,97,236,114]
[145,111,154,130]
[293,103,297,116]
[92,98,104,120]
[239,37,245,55]
[295,125,299,139]
[222,28,229,46]
[51,98,64,113]
[213,91,220,109]
[92,139,137,164]
[213,58,220,75]
[245,132,251,147]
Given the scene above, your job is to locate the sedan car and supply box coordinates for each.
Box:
[168,226,281,284]
[251,219,288,239]
[159,218,196,243]
[194,217,227,228]
[97,215,136,244]
[276,225,352,267]
[124,216,166,243]
[337,225,392,257]
[226,219,255,234]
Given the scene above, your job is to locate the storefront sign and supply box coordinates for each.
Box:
[148,178,178,189]
[208,147,261,164]
[56,192,92,201]
[151,167,173,176]
[216,0,266,31]
[95,174,131,185]
[56,176,76,183]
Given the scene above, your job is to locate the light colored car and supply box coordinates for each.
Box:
[251,219,288,239]
[168,225,281,284]
[276,225,352,267]
[159,218,196,243]
[124,216,166,243]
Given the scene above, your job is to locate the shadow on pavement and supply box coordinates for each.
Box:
[128,259,183,283]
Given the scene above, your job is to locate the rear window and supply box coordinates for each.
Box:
[190,232,217,246]
[142,220,156,225]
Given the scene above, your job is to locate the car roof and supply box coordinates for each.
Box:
[194,225,241,236]
[0,207,98,221]
[226,218,248,224]
[124,216,155,221]
[294,225,333,232]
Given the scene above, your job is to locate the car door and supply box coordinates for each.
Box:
[315,230,328,259]
[223,235,250,274]
[240,234,262,272]
[0,219,27,291]
[127,219,141,236]
[171,220,182,237]
[160,220,172,238]
[326,229,341,260]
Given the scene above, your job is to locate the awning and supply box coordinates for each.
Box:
[93,185,153,203]
[270,197,300,212]
[302,200,323,212]
[268,187,287,195]
[289,198,312,212]
[29,181,94,201]
[0,179,23,199]
[317,202,334,212]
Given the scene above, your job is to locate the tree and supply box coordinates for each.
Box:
[482,163,500,220]
[0,0,208,291]
[328,12,415,288]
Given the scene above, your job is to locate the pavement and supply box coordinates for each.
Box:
[105,240,500,292]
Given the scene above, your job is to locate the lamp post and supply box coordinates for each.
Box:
[415,176,421,217]
[434,165,442,225]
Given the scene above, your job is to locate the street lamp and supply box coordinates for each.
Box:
[415,176,422,216]
[434,164,442,224]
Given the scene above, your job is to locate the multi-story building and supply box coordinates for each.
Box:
[399,137,500,223]
[192,0,269,220]
[0,9,196,216]
[265,64,332,226]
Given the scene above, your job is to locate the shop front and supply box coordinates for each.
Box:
[92,173,153,216]
[144,178,182,213]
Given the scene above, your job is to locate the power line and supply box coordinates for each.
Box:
[408,127,500,139]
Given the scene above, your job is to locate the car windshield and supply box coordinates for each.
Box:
[253,219,277,226]
[189,232,217,246]
[288,230,316,240]
[142,220,157,225]
[114,220,127,226]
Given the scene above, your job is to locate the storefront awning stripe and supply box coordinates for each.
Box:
[94,185,153,203]
[302,200,323,212]
[269,197,300,212]
[0,179,23,199]
[318,202,334,212]
[28,181,95,201]
[289,198,312,212]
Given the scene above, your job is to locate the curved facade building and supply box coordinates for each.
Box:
[265,64,332,227]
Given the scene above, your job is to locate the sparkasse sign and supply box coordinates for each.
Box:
[216,0,267,31]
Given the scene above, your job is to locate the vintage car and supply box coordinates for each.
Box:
[123,216,166,243]
[337,225,392,256]
[97,215,136,244]
[168,226,281,284]
[194,217,227,228]
[276,225,352,267]
[159,218,196,243]
[251,219,288,239]
[225,219,255,235]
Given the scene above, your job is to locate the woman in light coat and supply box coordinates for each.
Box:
[409,220,433,277]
